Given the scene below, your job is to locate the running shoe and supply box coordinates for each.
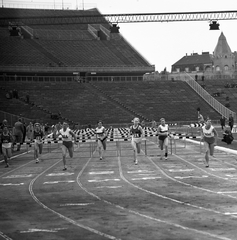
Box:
[5,164,9,168]
[63,167,67,171]
[165,157,168,160]
[135,159,138,165]
[36,158,39,163]
[100,157,102,160]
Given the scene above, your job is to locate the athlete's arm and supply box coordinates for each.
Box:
[200,128,204,140]
[213,128,218,144]
[139,126,144,138]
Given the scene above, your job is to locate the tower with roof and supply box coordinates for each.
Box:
[212,32,235,74]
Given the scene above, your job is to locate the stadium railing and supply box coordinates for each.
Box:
[0,75,144,82]
[183,73,236,121]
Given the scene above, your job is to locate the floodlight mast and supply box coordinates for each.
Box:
[0,10,237,26]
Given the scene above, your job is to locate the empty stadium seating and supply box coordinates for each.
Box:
[91,81,220,122]
[0,79,221,125]
[0,80,134,125]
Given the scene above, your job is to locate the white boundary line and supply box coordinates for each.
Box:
[147,139,237,200]
[76,145,233,240]
[117,154,233,240]
[29,152,120,240]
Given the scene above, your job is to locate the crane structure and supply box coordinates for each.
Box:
[0,10,237,26]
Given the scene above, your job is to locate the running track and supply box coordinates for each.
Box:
[1,138,237,240]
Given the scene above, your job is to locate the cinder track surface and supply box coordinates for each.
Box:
[1,138,237,240]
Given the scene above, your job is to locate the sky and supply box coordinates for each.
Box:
[2,0,237,72]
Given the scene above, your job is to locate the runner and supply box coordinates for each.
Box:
[57,122,76,171]
[201,119,218,168]
[33,123,44,164]
[95,121,107,160]
[0,126,13,168]
[157,118,169,160]
[130,117,143,165]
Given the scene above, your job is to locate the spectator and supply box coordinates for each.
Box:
[9,90,13,99]
[26,122,34,141]
[13,118,24,151]
[26,94,30,103]
[198,112,204,124]
[15,89,19,99]
[228,113,234,131]
[13,89,16,98]
[0,119,9,155]
[22,120,27,143]
[5,92,11,99]
[222,126,234,145]
[220,116,226,130]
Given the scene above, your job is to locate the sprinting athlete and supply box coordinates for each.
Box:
[130,117,143,165]
[95,121,107,160]
[33,123,44,163]
[157,118,169,160]
[57,122,76,171]
[0,126,13,168]
[201,119,218,168]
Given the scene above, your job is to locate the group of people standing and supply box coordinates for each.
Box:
[0,119,46,167]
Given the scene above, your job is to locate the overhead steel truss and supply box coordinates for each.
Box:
[0,10,237,26]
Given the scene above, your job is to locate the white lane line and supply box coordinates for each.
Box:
[127,170,154,173]
[226,174,237,177]
[88,179,120,183]
[3,174,33,178]
[20,228,66,233]
[224,212,237,215]
[137,173,158,176]
[117,155,234,240]
[210,168,236,171]
[0,231,13,240]
[43,180,75,184]
[217,191,237,194]
[0,183,24,186]
[131,177,161,180]
[29,157,121,240]
[169,169,194,172]
[60,203,94,206]
[89,171,114,175]
[174,175,208,179]
[96,186,122,189]
[46,172,74,176]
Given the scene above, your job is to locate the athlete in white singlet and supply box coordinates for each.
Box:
[57,122,76,170]
[201,119,218,167]
[157,118,169,160]
[130,117,143,165]
[95,121,107,160]
[33,123,44,163]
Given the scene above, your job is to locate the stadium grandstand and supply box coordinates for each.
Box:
[0,7,235,127]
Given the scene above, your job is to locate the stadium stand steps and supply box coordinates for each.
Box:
[101,40,133,65]
[25,39,66,67]
[88,81,150,122]
[92,81,220,122]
